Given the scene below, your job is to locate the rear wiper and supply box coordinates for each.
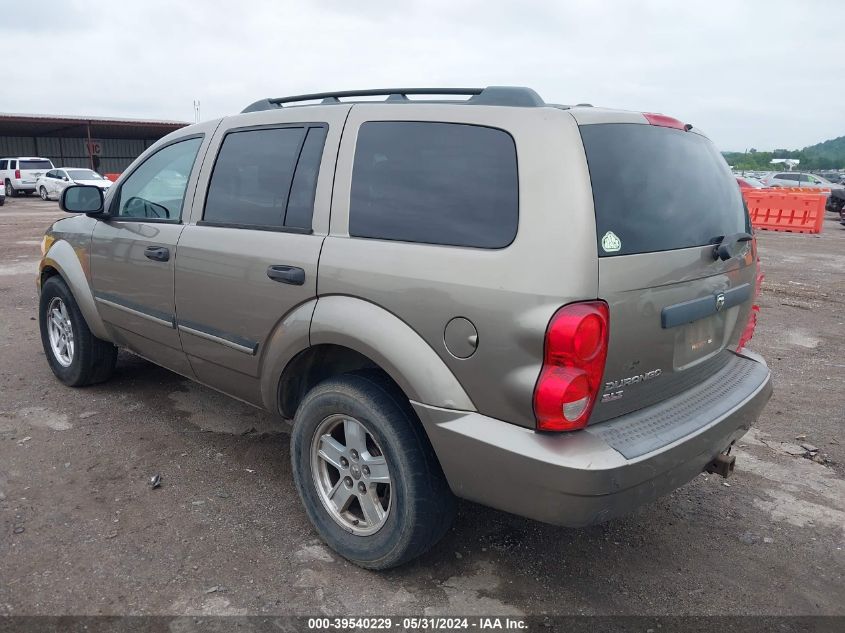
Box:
[712,232,753,261]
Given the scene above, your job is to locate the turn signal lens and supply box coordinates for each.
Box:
[40,234,54,257]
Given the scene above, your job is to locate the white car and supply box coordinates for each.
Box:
[1,157,55,196]
[763,172,843,191]
[36,168,112,201]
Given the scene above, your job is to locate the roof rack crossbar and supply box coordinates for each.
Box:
[241,86,545,113]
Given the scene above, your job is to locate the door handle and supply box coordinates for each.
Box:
[266,265,305,285]
[144,246,170,262]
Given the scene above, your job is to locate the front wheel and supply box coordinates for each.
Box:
[39,276,118,386]
[290,372,455,569]
[39,186,48,201]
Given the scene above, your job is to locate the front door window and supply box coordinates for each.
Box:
[113,138,202,221]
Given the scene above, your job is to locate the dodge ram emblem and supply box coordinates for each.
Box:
[715,292,726,312]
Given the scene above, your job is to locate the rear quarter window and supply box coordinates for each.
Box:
[580,123,748,257]
[349,121,518,248]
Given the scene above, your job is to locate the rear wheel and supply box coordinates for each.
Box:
[5,180,15,197]
[39,276,118,386]
[290,372,455,569]
[39,186,48,201]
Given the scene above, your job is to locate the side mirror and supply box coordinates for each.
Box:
[60,185,104,215]
[63,176,69,181]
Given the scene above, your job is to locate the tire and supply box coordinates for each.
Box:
[5,180,16,197]
[39,186,48,201]
[39,276,118,387]
[291,371,455,569]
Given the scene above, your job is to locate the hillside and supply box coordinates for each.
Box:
[723,135,845,171]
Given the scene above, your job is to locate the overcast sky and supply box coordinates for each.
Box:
[2,0,842,151]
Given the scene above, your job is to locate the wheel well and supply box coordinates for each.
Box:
[40,265,60,288]
[278,344,402,419]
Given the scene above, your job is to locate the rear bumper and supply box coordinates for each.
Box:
[414,351,772,527]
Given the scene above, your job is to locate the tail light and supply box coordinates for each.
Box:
[15,169,20,179]
[737,262,764,351]
[534,301,609,432]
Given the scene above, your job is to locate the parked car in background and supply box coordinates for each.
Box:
[820,173,845,185]
[39,86,772,569]
[0,182,5,206]
[763,172,842,190]
[827,187,845,216]
[761,172,845,212]
[1,157,55,197]
[736,176,766,189]
[35,168,112,201]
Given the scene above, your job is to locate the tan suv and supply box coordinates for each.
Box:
[38,87,772,569]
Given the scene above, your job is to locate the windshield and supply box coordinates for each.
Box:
[580,123,748,257]
[20,160,53,171]
[67,169,103,181]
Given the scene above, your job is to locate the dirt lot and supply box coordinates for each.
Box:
[0,196,842,616]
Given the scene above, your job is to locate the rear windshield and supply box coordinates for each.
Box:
[20,160,53,171]
[580,124,748,257]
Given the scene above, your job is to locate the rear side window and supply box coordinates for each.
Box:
[285,127,328,230]
[580,124,747,257]
[0,160,7,170]
[20,159,52,170]
[203,124,326,230]
[349,121,518,248]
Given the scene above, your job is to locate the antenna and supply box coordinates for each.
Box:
[193,100,201,123]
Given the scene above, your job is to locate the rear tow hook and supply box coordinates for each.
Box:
[705,450,736,479]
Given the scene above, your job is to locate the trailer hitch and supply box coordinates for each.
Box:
[705,450,736,479]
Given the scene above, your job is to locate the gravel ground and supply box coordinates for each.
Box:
[0,196,842,616]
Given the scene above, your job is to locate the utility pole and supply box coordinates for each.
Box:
[193,100,201,123]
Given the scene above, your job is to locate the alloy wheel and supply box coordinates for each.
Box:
[311,414,392,535]
[46,297,74,367]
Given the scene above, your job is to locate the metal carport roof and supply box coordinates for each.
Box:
[0,113,188,140]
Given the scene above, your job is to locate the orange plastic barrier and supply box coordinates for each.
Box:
[742,189,826,234]
[773,186,830,194]
[104,172,121,182]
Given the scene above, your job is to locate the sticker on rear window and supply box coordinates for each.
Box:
[601,231,621,253]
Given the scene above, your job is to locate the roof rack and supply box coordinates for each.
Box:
[241,86,545,113]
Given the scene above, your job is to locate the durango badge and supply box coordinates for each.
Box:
[601,231,622,253]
